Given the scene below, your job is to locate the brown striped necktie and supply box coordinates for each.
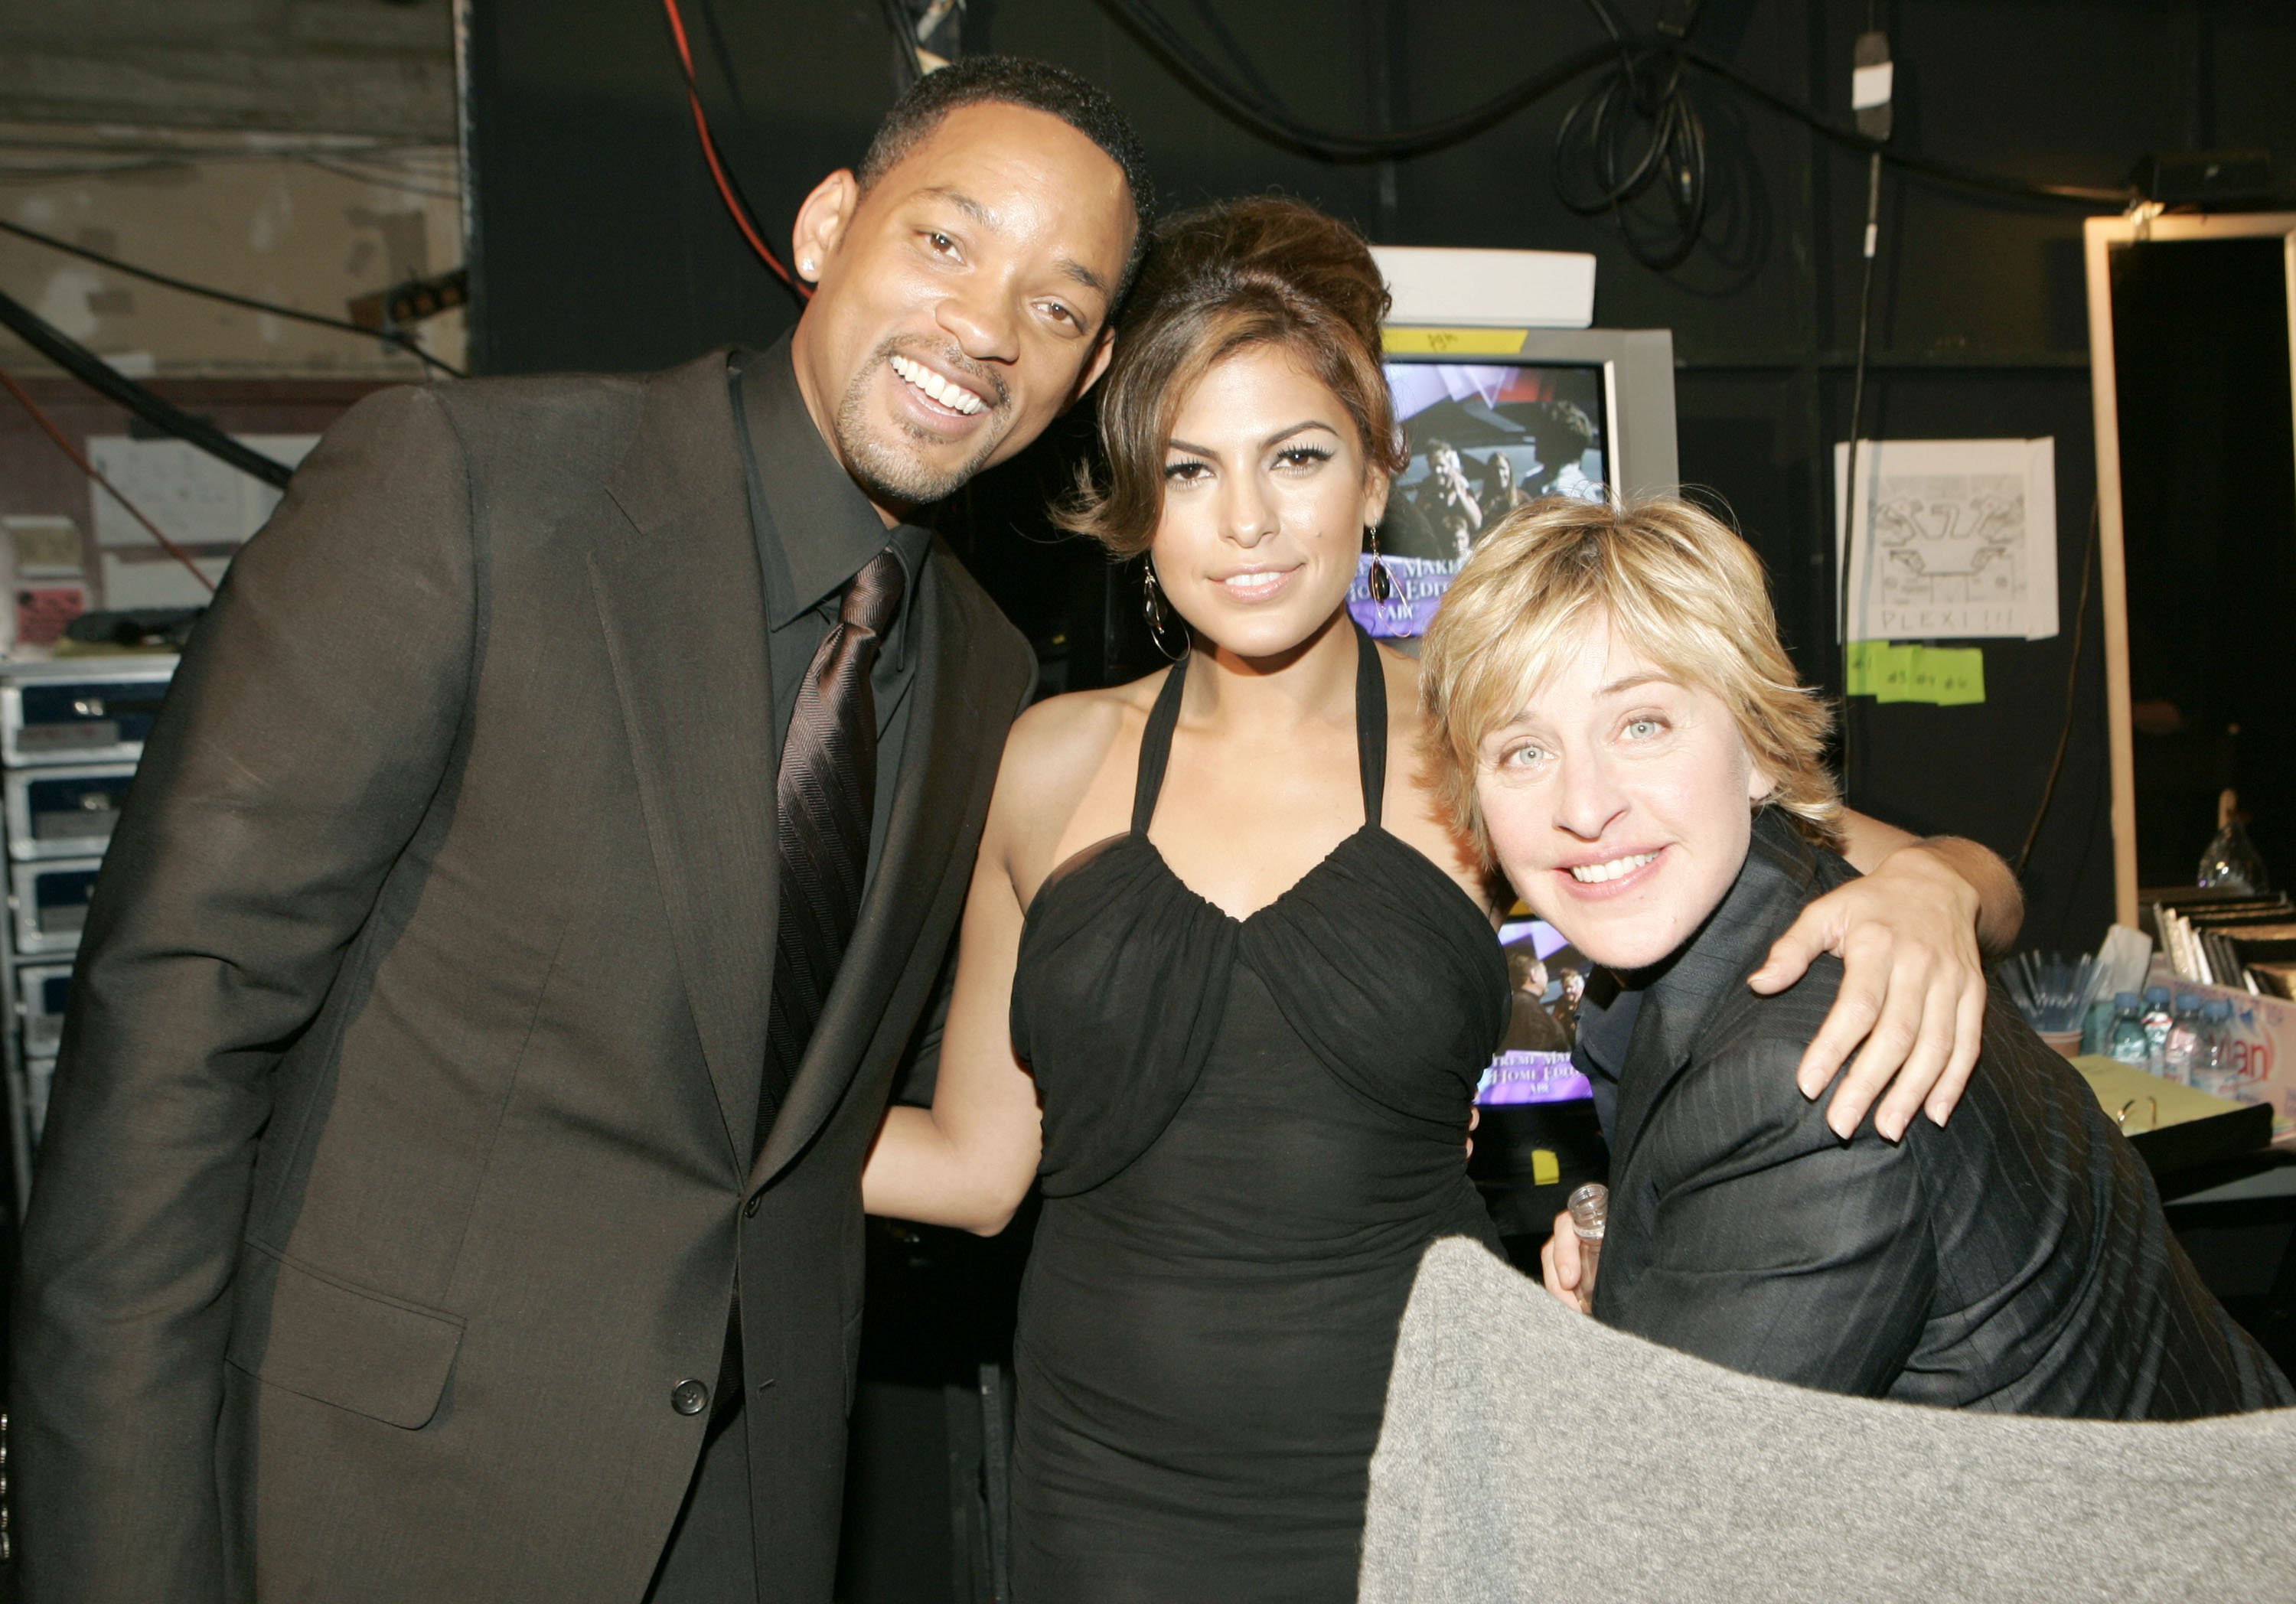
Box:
[759,546,905,1146]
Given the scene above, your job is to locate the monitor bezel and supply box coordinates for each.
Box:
[1379,326,1681,504]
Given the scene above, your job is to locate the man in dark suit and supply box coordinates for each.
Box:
[1421,491,2291,1421]
[11,57,1147,1602]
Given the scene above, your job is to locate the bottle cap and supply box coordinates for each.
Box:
[2205,999,2232,1022]
[2145,986,2170,1004]
[2115,991,2141,1009]
[1566,1181,1608,1239]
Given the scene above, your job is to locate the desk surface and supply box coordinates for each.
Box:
[2069,1055,2275,1180]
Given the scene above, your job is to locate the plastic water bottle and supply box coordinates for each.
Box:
[2193,999,2240,1099]
[1566,1181,1608,1314]
[2197,788,2270,894]
[2106,993,2150,1067]
[2161,995,2206,1086]
[2141,986,2175,1075]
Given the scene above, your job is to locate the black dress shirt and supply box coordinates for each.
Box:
[729,337,933,892]
[707,337,941,1425]
[1572,970,1636,1141]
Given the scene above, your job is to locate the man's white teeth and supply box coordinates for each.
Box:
[1224,572,1283,594]
[1570,852,1657,884]
[890,354,985,416]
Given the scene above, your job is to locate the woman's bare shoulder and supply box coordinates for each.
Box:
[990,671,1170,833]
[1374,641,1499,914]
[1002,674,1163,772]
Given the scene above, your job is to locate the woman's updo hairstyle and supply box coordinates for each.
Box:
[1055,197,1407,557]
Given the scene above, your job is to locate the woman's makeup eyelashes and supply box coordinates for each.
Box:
[1160,441,1339,482]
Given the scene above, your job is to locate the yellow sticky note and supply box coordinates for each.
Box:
[1929,647,1986,706]
[1904,646,1942,703]
[1870,643,1918,703]
[1848,641,1984,705]
[1531,1149,1561,1186]
[1383,326,1531,357]
[1844,640,1883,696]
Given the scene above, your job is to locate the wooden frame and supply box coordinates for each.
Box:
[2083,210,2296,925]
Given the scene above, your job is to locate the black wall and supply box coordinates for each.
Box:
[464,0,2296,953]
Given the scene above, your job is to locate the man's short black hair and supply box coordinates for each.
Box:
[858,56,1155,302]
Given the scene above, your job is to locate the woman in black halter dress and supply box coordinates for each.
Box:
[859,197,2019,1598]
[1006,624,1505,1596]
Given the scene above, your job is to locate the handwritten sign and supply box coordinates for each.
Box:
[1845,642,1986,706]
[1383,326,1532,357]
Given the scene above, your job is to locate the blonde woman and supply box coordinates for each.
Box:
[1422,494,2291,1415]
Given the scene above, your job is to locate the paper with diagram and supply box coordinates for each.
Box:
[83,434,318,609]
[1835,437,2057,642]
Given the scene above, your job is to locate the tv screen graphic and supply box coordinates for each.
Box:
[1351,360,1609,640]
[1479,916,1595,1108]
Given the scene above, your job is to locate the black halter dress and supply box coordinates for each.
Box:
[1006,624,1510,1600]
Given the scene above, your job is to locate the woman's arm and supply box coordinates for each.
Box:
[1750,810,2024,1141]
[861,807,1045,1235]
[1835,811,2023,958]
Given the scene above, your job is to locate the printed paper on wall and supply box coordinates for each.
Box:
[1835,437,2058,642]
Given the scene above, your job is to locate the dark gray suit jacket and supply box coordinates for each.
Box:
[1595,812,2292,1419]
[10,350,1035,1602]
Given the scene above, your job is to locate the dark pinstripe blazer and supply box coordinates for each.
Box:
[1593,812,2293,1419]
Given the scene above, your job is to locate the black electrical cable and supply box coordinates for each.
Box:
[879,0,927,93]
[662,0,810,298]
[1091,0,2134,212]
[0,286,295,488]
[0,356,219,594]
[1837,149,1884,803]
[1551,0,1711,271]
[1677,45,2131,207]
[2014,500,2100,881]
[292,154,464,203]
[0,216,465,378]
[1094,0,1625,161]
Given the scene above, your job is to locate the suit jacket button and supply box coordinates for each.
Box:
[672,1379,709,1416]
[744,1195,761,1218]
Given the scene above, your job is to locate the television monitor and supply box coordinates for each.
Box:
[1351,327,1679,640]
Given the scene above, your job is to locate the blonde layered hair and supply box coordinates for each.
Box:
[1420,494,1842,862]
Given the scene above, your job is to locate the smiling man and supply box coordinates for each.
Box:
[12,57,1146,1604]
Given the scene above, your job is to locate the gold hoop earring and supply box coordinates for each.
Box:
[1142,562,1189,662]
[1365,524,1397,604]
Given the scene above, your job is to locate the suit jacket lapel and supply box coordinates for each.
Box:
[1608,817,1823,1168]
[592,350,776,1162]
[752,552,991,1189]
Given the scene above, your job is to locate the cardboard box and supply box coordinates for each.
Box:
[2145,977,2296,1144]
